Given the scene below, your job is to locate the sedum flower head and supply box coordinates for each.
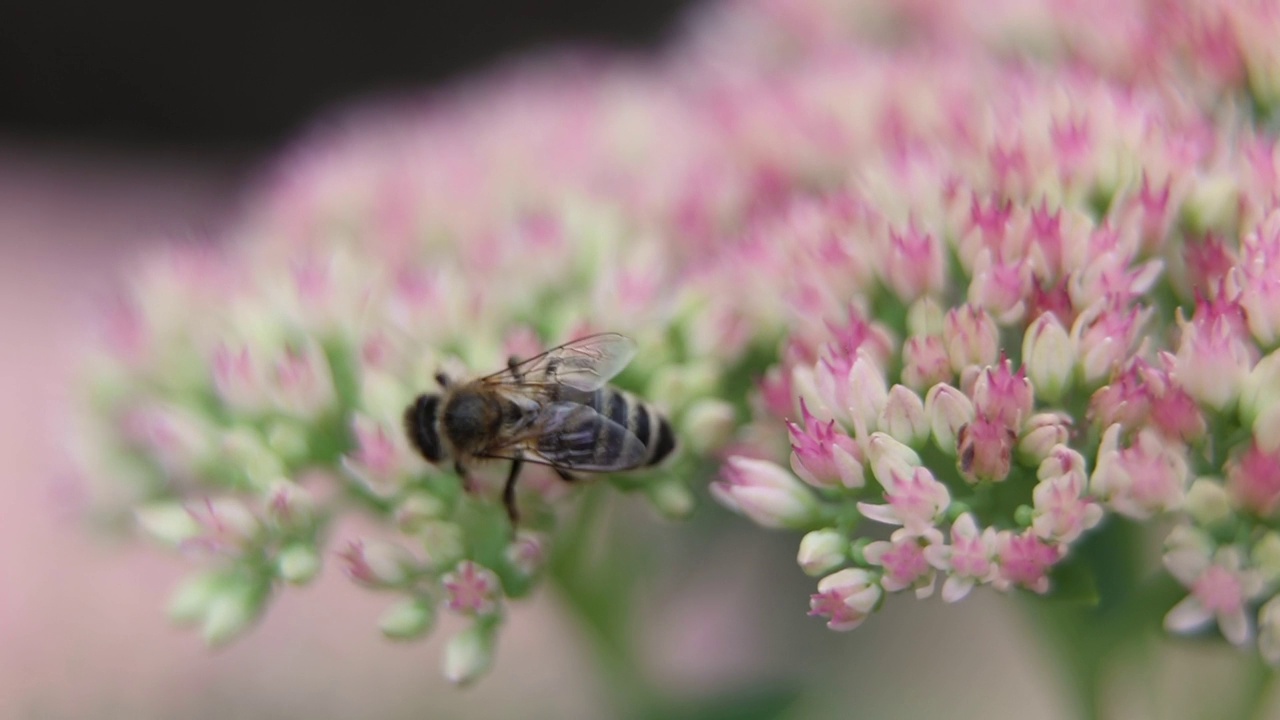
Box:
[73,0,1280,680]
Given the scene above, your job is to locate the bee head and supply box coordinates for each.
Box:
[404,394,446,462]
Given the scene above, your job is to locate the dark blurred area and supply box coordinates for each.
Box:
[0,0,697,150]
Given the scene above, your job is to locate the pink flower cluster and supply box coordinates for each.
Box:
[701,0,1280,662]
[79,0,1280,680]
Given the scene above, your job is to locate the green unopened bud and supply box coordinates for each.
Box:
[444,622,498,686]
[277,543,321,585]
[221,428,285,489]
[266,421,309,462]
[797,529,848,576]
[201,578,267,647]
[1185,478,1233,526]
[136,502,201,547]
[380,597,437,640]
[395,492,449,534]
[907,297,945,337]
[420,522,466,571]
[1254,532,1280,585]
[645,477,695,520]
[168,571,224,625]
[683,398,736,455]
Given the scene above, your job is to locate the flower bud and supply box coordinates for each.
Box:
[1184,477,1232,526]
[798,529,848,576]
[1242,349,1280,453]
[711,456,821,530]
[201,577,267,647]
[1018,413,1072,464]
[866,432,922,485]
[683,398,737,455]
[339,539,419,588]
[395,493,449,534]
[1253,532,1280,586]
[443,561,503,616]
[943,305,998,374]
[902,335,952,391]
[925,383,975,455]
[444,622,498,686]
[906,298,945,337]
[1022,313,1075,402]
[420,521,467,570]
[276,543,321,585]
[645,477,696,519]
[168,571,224,625]
[380,597,437,640]
[879,385,929,447]
[264,479,315,533]
[136,502,203,547]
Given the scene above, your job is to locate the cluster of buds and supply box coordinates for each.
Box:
[701,0,1280,668]
[75,0,1280,686]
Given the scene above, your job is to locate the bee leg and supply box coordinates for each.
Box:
[503,456,524,526]
[506,356,524,382]
[553,467,578,483]
[455,461,477,494]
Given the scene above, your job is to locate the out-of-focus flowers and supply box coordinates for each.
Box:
[76,0,1280,684]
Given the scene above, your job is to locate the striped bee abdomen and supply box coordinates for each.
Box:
[591,387,676,468]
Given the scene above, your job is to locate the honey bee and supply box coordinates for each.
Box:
[403,333,676,524]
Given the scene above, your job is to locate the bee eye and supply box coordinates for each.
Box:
[405,394,444,462]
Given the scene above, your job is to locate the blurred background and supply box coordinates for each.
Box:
[0,2,1216,718]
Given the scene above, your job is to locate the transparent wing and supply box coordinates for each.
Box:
[481,402,648,472]
[480,332,637,391]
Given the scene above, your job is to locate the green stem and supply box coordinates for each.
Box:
[548,485,659,720]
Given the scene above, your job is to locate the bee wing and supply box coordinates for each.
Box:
[483,402,648,472]
[481,333,637,392]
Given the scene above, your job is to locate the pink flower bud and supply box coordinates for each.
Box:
[902,335,952,391]
[1031,450,1103,546]
[339,539,419,589]
[883,224,946,301]
[1226,442,1280,517]
[1236,215,1280,346]
[956,414,1017,483]
[1018,413,1073,464]
[787,400,865,489]
[443,561,503,616]
[943,305,999,374]
[270,342,336,419]
[1090,425,1190,519]
[993,530,1062,594]
[968,249,1032,324]
[1022,312,1075,402]
[1070,298,1150,385]
[342,413,418,497]
[1173,300,1255,411]
[809,568,881,631]
[971,358,1033,430]
[712,456,821,529]
[925,383,975,455]
[212,344,267,413]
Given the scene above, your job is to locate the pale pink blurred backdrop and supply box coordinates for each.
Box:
[0,137,1190,720]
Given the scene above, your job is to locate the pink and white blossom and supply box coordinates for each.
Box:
[857,464,950,536]
[1090,425,1190,518]
[924,513,999,602]
[864,528,942,598]
[1164,543,1265,647]
[809,568,882,631]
